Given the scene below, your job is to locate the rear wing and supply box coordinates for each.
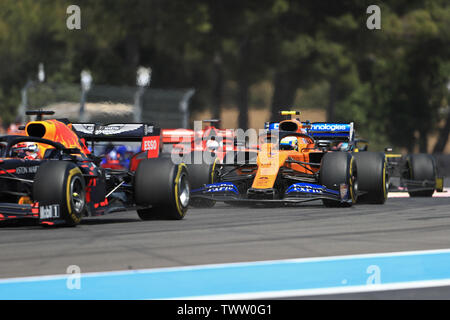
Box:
[265,121,354,141]
[264,122,280,131]
[71,123,162,156]
[162,129,195,144]
[71,123,160,142]
[306,122,354,141]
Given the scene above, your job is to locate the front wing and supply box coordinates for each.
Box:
[191,182,352,205]
[0,202,68,226]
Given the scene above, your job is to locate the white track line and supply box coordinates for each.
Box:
[389,189,450,198]
[179,279,450,300]
[2,248,450,283]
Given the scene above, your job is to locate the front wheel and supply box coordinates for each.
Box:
[33,161,86,226]
[186,152,218,208]
[135,159,190,220]
[319,152,357,207]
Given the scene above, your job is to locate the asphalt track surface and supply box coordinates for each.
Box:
[2,194,450,298]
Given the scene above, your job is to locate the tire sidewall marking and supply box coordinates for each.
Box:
[210,158,218,184]
[66,167,83,223]
[174,163,187,217]
[349,156,356,203]
[382,157,387,200]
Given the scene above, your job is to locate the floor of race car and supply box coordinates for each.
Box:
[1,189,450,299]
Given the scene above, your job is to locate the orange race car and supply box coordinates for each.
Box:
[189,111,359,207]
[264,114,389,204]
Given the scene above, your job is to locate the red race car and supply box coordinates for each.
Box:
[162,120,257,207]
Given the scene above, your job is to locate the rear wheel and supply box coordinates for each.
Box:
[33,161,86,226]
[407,154,436,197]
[319,152,357,207]
[135,159,190,220]
[353,152,388,204]
[186,152,218,208]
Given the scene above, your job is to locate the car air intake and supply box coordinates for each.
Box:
[279,121,298,132]
[26,123,46,138]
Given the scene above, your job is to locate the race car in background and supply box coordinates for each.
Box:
[0,110,190,227]
[320,127,444,197]
[190,111,359,207]
[162,119,254,207]
[99,144,137,170]
[366,144,443,197]
[162,119,236,160]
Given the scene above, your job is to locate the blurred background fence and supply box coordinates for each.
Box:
[21,83,194,128]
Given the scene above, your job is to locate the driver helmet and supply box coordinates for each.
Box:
[280,136,298,151]
[333,142,349,151]
[206,136,220,151]
[12,142,40,160]
[108,150,118,160]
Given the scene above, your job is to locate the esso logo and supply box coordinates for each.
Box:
[142,136,160,158]
[143,139,158,151]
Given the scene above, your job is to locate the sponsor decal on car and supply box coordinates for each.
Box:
[73,123,148,136]
[15,166,39,175]
[286,183,324,194]
[39,204,60,219]
[142,136,160,158]
[144,125,154,135]
[310,123,350,132]
[204,183,239,194]
[285,183,339,195]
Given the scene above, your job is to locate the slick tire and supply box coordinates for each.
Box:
[353,152,388,204]
[186,152,218,208]
[407,154,436,197]
[33,161,86,226]
[135,158,190,220]
[319,152,357,207]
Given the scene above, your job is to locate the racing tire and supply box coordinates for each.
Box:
[33,161,86,226]
[135,158,190,220]
[319,152,357,207]
[353,152,388,204]
[186,152,218,208]
[407,154,436,197]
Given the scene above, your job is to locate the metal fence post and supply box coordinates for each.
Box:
[18,80,33,123]
[79,70,92,122]
[134,86,145,123]
[135,67,152,123]
[180,89,195,129]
